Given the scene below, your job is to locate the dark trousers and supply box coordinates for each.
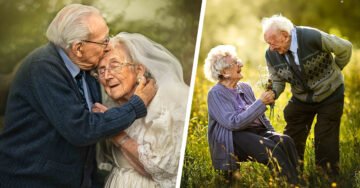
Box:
[232,127,299,183]
[283,96,344,174]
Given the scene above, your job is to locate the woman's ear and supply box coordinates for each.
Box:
[136,64,146,78]
[72,42,84,58]
[220,69,230,79]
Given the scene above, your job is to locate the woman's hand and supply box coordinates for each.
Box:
[260,91,275,105]
[91,103,109,113]
[134,77,157,106]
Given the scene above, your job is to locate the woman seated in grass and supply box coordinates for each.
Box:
[204,45,299,183]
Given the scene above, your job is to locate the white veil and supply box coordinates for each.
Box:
[112,32,185,85]
[99,33,189,187]
[102,32,189,122]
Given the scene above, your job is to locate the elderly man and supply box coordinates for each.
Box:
[0,4,156,188]
[262,15,352,174]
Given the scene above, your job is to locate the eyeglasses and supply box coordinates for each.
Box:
[81,36,110,48]
[229,59,242,67]
[97,62,134,78]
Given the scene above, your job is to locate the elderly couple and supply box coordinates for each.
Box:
[206,15,352,184]
[0,4,188,188]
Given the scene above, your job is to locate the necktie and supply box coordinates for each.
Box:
[287,51,307,84]
[286,50,310,91]
[75,71,88,109]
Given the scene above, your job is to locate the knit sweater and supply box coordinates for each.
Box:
[265,26,352,103]
[207,82,274,170]
[0,43,147,188]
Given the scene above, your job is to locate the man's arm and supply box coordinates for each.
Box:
[265,57,286,99]
[321,31,352,70]
[30,60,151,146]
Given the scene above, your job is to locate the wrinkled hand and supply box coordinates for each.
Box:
[91,103,109,113]
[134,77,157,106]
[260,91,275,105]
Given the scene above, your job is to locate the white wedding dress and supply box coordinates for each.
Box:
[97,32,189,188]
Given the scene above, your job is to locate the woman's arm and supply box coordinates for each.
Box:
[241,83,276,132]
[92,103,152,178]
[207,88,272,131]
[111,132,152,179]
[93,103,181,185]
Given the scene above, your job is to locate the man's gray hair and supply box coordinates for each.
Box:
[46,4,101,49]
[262,14,294,35]
[204,45,237,83]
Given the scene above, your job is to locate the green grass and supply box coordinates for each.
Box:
[181,49,360,188]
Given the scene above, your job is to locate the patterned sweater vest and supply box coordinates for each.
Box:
[265,26,351,103]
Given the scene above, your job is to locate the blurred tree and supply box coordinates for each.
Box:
[199,0,360,74]
[107,0,201,84]
[0,0,201,128]
[199,0,267,69]
[0,0,65,118]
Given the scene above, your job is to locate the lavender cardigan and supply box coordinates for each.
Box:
[207,82,275,170]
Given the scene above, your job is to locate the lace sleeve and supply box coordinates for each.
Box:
[137,106,184,188]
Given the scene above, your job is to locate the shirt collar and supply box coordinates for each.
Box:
[236,83,244,94]
[289,27,298,54]
[56,46,81,78]
[217,82,244,94]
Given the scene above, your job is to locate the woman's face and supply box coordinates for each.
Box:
[221,56,244,81]
[98,44,140,101]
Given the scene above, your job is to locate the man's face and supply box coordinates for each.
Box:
[80,14,110,70]
[264,27,291,55]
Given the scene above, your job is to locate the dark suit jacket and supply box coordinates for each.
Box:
[0,43,147,188]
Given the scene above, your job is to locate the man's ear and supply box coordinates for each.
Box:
[72,42,84,58]
[281,31,290,39]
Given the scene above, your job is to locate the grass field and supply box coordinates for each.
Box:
[181,49,360,188]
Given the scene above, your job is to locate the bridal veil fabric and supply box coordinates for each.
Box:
[97,32,189,188]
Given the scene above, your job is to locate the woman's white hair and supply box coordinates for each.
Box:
[262,14,294,35]
[46,4,101,49]
[204,45,237,83]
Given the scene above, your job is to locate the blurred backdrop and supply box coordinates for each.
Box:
[182,0,360,187]
[0,0,202,129]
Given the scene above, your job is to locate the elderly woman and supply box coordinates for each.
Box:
[205,45,299,182]
[93,33,189,187]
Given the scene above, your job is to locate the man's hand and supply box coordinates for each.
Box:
[91,103,109,113]
[134,77,157,106]
[260,91,275,105]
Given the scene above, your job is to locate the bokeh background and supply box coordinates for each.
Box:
[182,0,360,187]
[0,0,202,129]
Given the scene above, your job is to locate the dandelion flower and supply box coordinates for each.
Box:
[331,182,337,187]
